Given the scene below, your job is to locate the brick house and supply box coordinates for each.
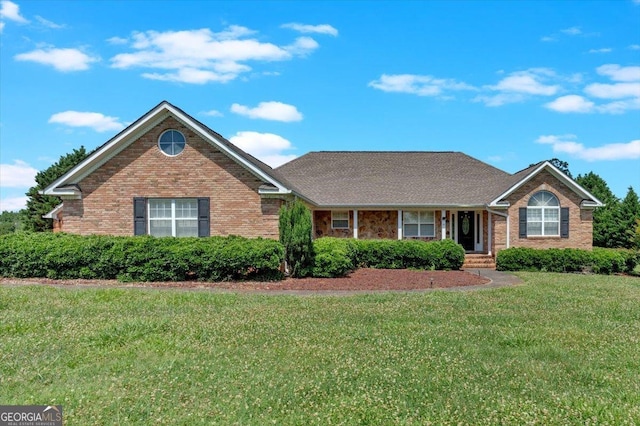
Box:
[43,101,603,258]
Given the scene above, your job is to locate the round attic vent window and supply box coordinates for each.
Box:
[158,130,186,156]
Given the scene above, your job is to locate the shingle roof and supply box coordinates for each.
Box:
[275,151,516,207]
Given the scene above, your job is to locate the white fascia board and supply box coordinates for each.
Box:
[42,203,63,219]
[42,104,172,196]
[489,161,604,207]
[314,204,487,210]
[165,104,291,193]
[42,102,293,196]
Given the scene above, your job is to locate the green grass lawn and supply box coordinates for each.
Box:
[1,273,639,425]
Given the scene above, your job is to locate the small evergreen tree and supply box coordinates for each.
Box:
[576,171,621,248]
[22,146,89,232]
[279,199,314,277]
[620,187,640,249]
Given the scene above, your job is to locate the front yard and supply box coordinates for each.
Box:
[1,272,639,424]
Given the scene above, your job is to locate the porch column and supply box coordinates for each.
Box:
[353,209,358,239]
[487,211,492,255]
[506,212,510,249]
[441,210,447,240]
[397,209,403,240]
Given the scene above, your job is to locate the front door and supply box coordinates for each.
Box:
[458,211,475,251]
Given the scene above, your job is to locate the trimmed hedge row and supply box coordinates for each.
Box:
[312,238,465,278]
[0,233,284,282]
[496,247,639,274]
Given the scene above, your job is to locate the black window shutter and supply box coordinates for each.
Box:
[519,207,527,238]
[560,207,569,238]
[133,197,147,236]
[198,198,210,237]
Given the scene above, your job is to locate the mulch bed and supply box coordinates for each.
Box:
[0,269,490,292]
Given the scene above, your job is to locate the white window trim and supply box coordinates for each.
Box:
[403,210,436,238]
[148,198,198,237]
[527,191,560,237]
[331,210,350,229]
[158,129,186,157]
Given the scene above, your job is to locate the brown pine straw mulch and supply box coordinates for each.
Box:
[0,269,490,292]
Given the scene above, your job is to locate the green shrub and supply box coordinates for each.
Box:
[311,237,465,278]
[496,247,639,274]
[0,233,284,282]
[279,200,314,277]
[311,237,357,278]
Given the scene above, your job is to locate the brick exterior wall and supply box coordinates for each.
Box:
[61,116,282,238]
[498,169,593,253]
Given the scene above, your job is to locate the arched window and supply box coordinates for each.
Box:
[527,191,560,236]
[158,130,186,156]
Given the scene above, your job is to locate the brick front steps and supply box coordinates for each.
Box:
[462,254,496,269]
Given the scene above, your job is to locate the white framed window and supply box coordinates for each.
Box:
[403,210,435,237]
[149,199,198,237]
[158,130,186,156]
[527,191,560,236]
[331,211,349,229]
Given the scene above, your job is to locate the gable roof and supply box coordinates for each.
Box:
[275,151,513,207]
[489,160,603,208]
[42,101,293,197]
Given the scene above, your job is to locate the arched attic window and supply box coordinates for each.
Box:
[526,190,560,236]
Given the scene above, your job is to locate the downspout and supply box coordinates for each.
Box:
[486,207,510,250]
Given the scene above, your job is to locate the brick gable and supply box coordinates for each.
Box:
[63,116,282,238]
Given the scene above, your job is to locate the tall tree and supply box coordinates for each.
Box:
[0,210,23,235]
[619,186,640,249]
[549,158,572,179]
[575,172,620,248]
[22,146,89,232]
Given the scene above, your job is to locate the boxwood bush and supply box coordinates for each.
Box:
[312,237,465,278]
[0,233,284,282]
[496,247,639,274]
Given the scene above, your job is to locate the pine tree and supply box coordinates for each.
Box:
[619,187,640,249]
[279,199,314,277]
[575,172,620,248]
[22,147,89,232]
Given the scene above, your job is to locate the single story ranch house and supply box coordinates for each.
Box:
[43,101,603,261]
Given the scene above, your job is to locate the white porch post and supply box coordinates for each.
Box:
[397,209,403,240]
[488,211,492,255]
[441,210,447,240]
[506,213,510,249]
[353,209,358,239]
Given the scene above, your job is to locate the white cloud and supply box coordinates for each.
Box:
[489,69,560,96]
[110,26,321,84]
[0,160,38,188]
[48,111,125,132]
[284,36,319,56]
[472,93,526,107]
[15,47,99,71]
[588,48,612,54]
[35,15,64,29]
[596,64,640,82]
[584,82,640,99]
[596,97,640,114]
[230,101,303,122]
[629,44,640,50]
[201,109,223,117]
[560,26,582,35]
[540,36,555,42]
[369,74,476,96]
[229,131,297,167]
[0,0,28,23]
[281,23,338,36]
[536,134,640,161]
[107,36,128,45]
[0,196,29,212]
[545,95,595,113]
[0,21,4,33]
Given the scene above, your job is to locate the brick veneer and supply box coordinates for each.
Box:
[496,169,593,253]
[61,116,282,238]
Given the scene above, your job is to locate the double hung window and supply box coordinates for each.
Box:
[403,211,435,237]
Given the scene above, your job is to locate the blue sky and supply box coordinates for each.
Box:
[1,0,639,212]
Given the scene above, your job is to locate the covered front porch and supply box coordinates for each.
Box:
[312,208,498,255]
